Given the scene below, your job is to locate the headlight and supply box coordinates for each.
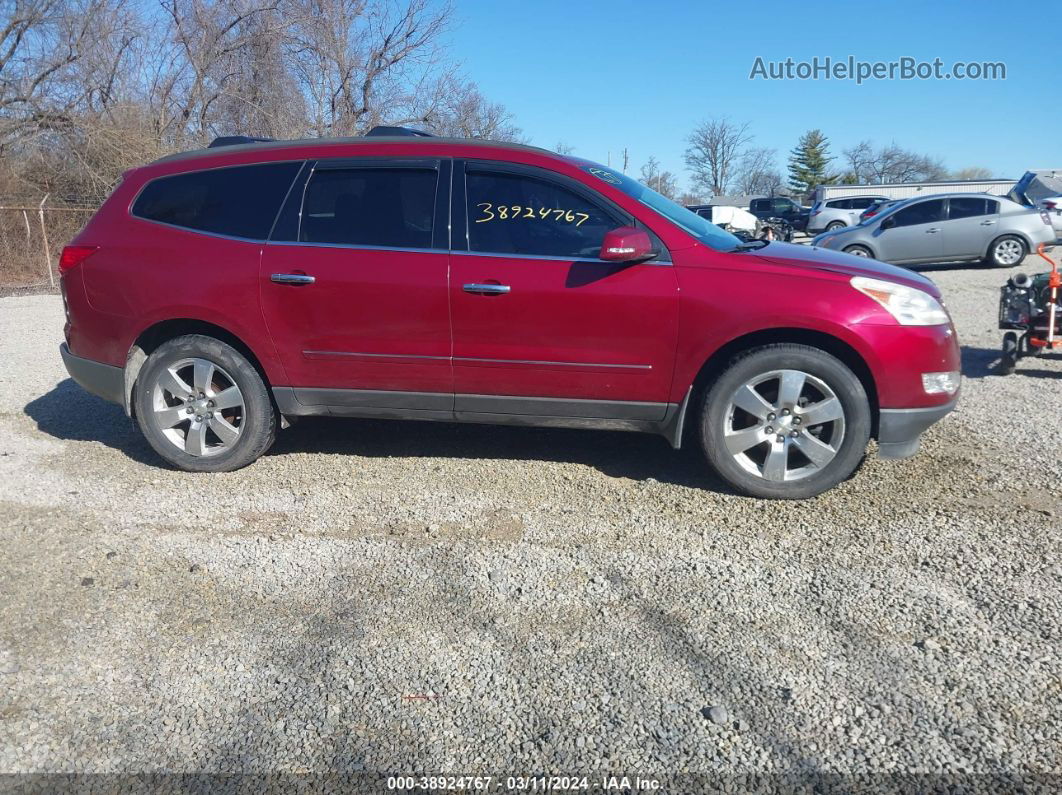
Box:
[850,276,950,326]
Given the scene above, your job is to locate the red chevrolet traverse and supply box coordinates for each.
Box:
[58,128,960,498]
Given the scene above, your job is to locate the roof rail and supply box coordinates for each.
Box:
[365,125,434,138]
[208,135,276,148]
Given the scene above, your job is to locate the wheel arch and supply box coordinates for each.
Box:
[123,318,272,417]
[678,327,880,446]
[986,230,1032,260]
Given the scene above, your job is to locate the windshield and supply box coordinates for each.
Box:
[579,162,741,251]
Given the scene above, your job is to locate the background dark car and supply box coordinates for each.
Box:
[749,196,810,231]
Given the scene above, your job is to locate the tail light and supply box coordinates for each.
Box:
[810,207,822,216]
[58,245,97,274]
[1045,200,1057,210]
[1041,210,1053,226]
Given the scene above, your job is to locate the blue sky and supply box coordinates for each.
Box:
[448,0,1061,193]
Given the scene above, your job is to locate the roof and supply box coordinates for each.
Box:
[153,135,559,166]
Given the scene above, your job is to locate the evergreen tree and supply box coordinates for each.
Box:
[788,130,835,196]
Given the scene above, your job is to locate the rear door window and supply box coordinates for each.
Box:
[891,199,945,227]
[465,169,625,259]
[948,197,996,219]
[132,162,302,240]
[297,165,438,249]
[827,199,850,209]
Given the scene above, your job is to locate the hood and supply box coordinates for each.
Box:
[744,241,938,295]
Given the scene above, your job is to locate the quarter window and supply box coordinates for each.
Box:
[298,167,437,248]
[891,199,945,227]
[466,170,624,258]
[132,162,302,240]
[948,197,997,219]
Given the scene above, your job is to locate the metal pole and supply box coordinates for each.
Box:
[38,194,53,288]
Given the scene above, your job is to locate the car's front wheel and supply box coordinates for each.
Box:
[699,344,871,499]
[843,245,873,258]
[133,334,276,472]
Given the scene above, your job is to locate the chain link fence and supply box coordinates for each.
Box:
[0,198,96,290]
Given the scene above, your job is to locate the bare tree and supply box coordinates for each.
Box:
[423,77,522,141]
[735,146,784,196]
[283,0,451,136]
[638,156,678,200]
[843,140,948,184]
[684,118,752,196]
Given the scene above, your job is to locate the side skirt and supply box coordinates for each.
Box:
[272,387,687,445]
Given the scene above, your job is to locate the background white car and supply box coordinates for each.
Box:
[807,195,888,233]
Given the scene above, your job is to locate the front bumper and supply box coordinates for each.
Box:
[60,343,124,406]
[877,396,958,459]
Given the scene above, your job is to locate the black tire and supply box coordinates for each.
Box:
[133,334,276,472]
[986,235,1027,268]
[826,221,846,232]
[843,244,874,258]
[1000,332,1018,375]
[699,344,871,500]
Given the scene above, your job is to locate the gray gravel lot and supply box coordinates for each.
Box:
[0,257,1060,788]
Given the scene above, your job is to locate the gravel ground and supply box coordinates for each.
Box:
[0,257,1060,791]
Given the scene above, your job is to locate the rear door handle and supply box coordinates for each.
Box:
[271,273,315,286]
[463,283,510,295]
[980,219,996,225]
[925,228,940,234]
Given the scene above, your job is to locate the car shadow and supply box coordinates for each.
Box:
[269,415,726,491]
[24,378,730,490]
[962,344,1062,380]
[23,378,160,465]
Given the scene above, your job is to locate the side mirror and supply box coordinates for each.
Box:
[880,216,896,230]
[599,226,654,262]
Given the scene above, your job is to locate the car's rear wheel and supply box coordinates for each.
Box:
[843,244,873,258]
[987,235,1027,267]
[134,334,276,472]
[826,221,846,232]
[699,344,871,499]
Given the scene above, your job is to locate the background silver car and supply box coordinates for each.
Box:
[807,194,888,233]
[812,193,1056,267]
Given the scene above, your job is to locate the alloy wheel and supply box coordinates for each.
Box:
[995,239,1024,266]
[150,357,245,457]
[722,369,846,482]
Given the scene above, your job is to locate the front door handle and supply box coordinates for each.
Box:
[463,283,511,295]
[271,273,315,286]
[980,219,996,225]
[925,228,940,234]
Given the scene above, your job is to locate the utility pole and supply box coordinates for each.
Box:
[622,148,629,173]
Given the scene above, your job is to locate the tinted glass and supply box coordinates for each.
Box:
[750,199,768,211]
[132,162,301,239]
[466,171,622,258]
[849,198,876,209]
[581,163,740,251]
[827,199,849,209]
[948,197,994,219]
[891,199,945,227]
[299,167,437,248]
[771,198,791,211]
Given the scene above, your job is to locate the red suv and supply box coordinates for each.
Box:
[58,128,960,499]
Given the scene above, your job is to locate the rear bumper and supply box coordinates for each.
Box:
[877,396,958,459]
[60,343,124,406]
